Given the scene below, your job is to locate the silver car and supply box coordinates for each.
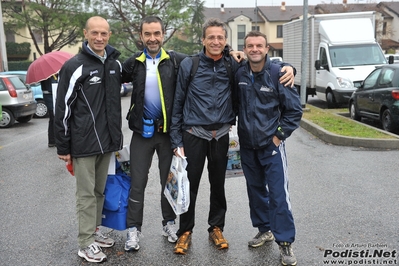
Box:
[0,74,37,128]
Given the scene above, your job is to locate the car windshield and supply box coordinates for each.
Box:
[329,43,386,67]
[8,76,28,90]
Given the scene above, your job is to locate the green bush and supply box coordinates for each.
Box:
[6,42,31,61]
[7,61,32,71]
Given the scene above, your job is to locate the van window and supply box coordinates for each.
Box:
[319,47,328,68]
[330,43,386,67]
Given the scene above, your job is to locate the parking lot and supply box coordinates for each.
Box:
[0,96,398,265]
[306,95,392,133]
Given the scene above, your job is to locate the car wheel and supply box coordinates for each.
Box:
[350,101,361,121]
[16,114,33,123]
[381,109,395,132]
[0,108,15,128]
[326,91,336,109]
[34,99,48,118]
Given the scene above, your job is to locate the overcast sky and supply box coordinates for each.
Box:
[204,0,381,8]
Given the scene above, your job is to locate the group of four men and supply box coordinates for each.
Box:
[54,14,302,266]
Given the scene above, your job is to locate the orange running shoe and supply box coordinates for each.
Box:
[209,226,229,249]
[174,231,192,255]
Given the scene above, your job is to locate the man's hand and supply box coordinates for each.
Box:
[280,66,295,87]
[230,51,245,63]
[173,147,185,158]
[272,135,282,147]
[58,154,72,165]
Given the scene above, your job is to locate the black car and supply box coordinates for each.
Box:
[349,64,399,132]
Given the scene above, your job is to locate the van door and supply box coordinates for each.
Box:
[315,45,331,102]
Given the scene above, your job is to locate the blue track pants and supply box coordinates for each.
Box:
[240,141,295,243]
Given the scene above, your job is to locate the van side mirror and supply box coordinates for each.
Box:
[353,81,363,89]
[315,60,321,70]
[315,60,329,71]
[389,55,394,64]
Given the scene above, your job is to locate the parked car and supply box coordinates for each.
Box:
[349,64,399,132]
[121,82,133,97]
[0,71,48,118]
[385,54,399,64]
[0,74,37,128]
[269,56,283,62]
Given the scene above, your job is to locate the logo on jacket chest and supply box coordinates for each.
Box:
[89,76,102,85]
[260,86,273,92]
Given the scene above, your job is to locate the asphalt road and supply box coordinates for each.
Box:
[0,96,398,266]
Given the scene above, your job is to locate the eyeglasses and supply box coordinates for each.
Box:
[205,35,226,41]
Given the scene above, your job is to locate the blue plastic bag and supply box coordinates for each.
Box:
[102,160,131,230]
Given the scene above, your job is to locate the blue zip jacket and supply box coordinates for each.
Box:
[234,58,302,149]
[170,49,240,148]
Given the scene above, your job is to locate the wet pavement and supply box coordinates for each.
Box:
[0,97,398,265]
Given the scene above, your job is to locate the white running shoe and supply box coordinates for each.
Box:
[162,221,178,243]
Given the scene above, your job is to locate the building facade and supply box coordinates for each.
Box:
[203,1,399,58]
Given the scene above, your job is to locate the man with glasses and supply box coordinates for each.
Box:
[170,18,295,255]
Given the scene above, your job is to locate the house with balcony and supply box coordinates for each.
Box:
[203,2,306,58]
[377,1,399,53]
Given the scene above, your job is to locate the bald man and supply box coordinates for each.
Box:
[55,16,123,263]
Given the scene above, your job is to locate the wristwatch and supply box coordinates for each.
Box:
[275,126,285,140]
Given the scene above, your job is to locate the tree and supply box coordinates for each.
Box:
[164,0,204,54]
[2,0,94,55]
[91,0,198,57]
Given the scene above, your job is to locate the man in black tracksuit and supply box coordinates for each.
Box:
[121,16,187,252]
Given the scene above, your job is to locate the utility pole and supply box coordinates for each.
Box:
[255,0,258,28]
[300,0,308,107]
[0,0,8,72]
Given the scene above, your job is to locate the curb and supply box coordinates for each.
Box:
[300,118,399,150]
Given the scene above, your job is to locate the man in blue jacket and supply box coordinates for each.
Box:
[235,31,302,266]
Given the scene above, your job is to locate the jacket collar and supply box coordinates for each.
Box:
[137,48,170,63]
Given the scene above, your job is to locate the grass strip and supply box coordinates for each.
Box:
[302,104,397,139]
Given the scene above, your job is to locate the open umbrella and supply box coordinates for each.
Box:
[26,51,74,84]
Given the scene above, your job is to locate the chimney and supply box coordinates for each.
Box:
[281,2,286,11]
[221,4,225,13]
